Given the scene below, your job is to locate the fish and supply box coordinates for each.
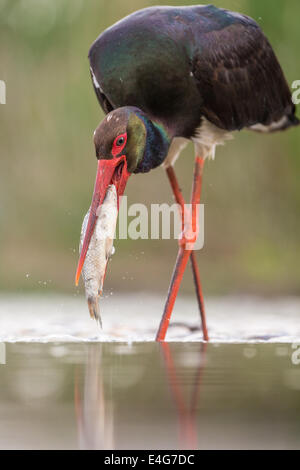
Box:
[79,184,118,326]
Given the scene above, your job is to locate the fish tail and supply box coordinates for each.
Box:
[87,296,103,328]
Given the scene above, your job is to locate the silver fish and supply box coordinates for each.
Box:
[79,184,118,325]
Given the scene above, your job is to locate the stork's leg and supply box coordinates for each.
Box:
[190,254,209,341]
[165,165,208,341]
[156,157,207,341]
[156,247,191,341]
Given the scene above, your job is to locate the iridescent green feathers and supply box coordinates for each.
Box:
[93,106,170,173]
[89,5,298,156]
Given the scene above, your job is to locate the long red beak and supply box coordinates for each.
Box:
[75,155,130,285]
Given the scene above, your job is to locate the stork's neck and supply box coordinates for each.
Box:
[134,115,172,173]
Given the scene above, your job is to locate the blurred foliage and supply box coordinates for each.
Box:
[0,0,299,296]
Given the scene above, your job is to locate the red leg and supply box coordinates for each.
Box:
[160,343,197,449]
[156,247,191,341]
[190,255,209,341]
[156,157,207,341]
[160,342,208,449]
[162,164,209,341]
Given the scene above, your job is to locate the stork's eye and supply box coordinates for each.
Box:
[112,132,127,157]
[116,137,124,146]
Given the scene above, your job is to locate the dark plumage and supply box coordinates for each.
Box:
[89,4,299,142]
[77,5,299,341]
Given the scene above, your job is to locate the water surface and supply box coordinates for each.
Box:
[0,294,299,449]
[1,294,300,343]
[1,342,300,449]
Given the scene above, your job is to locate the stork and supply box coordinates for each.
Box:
[75,5,299,341]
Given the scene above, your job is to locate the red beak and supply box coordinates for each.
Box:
[75,155,130,285]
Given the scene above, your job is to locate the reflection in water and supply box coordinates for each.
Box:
[75,345,114,450]
[161,343,207,450]
[1,343,299,449]
[75,342,206,450]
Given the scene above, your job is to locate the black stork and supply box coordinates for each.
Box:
[75,5,299,341]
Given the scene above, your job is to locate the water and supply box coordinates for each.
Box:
[0,342,300,449]
[0,294,300,343]
[0,295,300,449]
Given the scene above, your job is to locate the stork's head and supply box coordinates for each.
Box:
[75,106,170,284]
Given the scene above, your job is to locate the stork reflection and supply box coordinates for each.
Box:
[160,342,207,450]
[74,342,206,450]
[74,345,114,450]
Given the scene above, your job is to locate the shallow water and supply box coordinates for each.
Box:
[0,294,300,343]
[1,342,300,449]
[0,295,300,449]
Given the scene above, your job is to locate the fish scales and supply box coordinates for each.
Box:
[79,184,118,325]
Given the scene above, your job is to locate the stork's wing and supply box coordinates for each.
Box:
[193,18,298,132]
[88,5,298,135]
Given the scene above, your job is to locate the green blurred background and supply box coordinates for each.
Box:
[0,0,299,297]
